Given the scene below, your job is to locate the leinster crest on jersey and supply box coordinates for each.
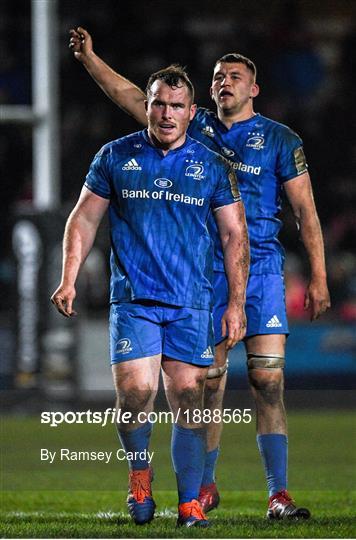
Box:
[246,132,265,150]
[185,160,205,180]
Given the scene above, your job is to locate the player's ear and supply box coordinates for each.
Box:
[250,83,259,98]
[209,86,214,101]
[190,103,197,121]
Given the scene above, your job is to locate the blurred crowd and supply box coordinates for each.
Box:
[1,0,355,323]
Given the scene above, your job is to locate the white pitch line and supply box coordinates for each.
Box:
[5,509,177,519]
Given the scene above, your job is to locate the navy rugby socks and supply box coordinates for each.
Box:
[117,421,152,470]
[257,433,288,496]
[171,424,206,503]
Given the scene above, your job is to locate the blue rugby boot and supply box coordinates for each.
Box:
[126,467,155,524]
[177,499,209,528]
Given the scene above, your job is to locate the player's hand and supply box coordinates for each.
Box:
[304,277,331,321]
[51,284,77,318]
[69,27,93,62]
[221,304,247,350]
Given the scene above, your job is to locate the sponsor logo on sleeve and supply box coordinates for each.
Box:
[294,146,308,174]
[228,169,240,199]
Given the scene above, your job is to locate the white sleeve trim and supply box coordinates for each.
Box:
[213,205,226,213]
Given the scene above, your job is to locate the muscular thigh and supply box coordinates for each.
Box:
[245,334,286,356]
[111,355,162,395]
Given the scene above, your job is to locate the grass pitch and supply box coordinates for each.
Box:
[1,410,355,538]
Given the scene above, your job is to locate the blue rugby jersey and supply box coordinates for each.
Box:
[188,109,308,274]
[85,129,240,309]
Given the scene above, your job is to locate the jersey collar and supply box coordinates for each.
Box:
[214,112,261,133]
[142,129,194,157]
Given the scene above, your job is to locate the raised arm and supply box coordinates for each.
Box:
[51,186,109,317]
[284,172,331,321]
[69,27,148,126]
[214,200,250,349]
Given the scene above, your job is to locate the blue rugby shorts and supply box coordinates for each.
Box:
[110,302,215,366]
[213,272,289,344]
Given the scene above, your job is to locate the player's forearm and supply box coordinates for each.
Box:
[284,173,328,282]
[60,211,98,287]
[79,51,147,125]
[298,209,327,280]
[222,224,250,307]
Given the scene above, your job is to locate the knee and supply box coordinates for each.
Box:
[175,380,205,410]
[204,373,226,406]
[116,385,153,416]
[248,370,283,406]
[204,378,220,399]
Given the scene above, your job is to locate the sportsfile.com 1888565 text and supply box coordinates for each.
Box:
[41,408,252,428]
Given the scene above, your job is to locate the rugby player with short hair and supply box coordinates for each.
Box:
[68,28,330,519]
[51,64,249,528]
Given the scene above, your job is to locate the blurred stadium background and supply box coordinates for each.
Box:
[1,0,355,411]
